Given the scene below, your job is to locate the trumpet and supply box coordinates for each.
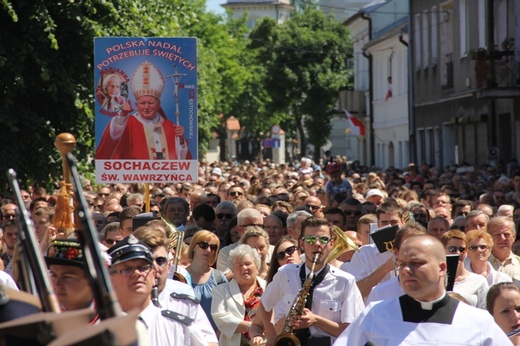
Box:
[160,214,188,283]
[326,225,360,263]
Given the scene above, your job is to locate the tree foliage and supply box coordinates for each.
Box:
[0,1,352,192]
[249,9,352,161]
[0,0,250,192]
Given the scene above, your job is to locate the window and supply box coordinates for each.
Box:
[431,7,438,65]
[414,14,421,70]
[459,0,469,57]
[422,11,429,68]
[478,0,486,48]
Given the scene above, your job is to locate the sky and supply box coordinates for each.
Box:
[206,0,226,15]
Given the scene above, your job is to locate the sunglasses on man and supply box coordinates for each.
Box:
[216,213,234,220]
[302,236,332,245]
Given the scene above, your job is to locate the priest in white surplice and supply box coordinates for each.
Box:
[334,235,512,346]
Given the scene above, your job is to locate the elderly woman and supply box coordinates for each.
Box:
[464,230,512,286]
[186,230,227,333]
[487,282,520,345]
[266,236,302,283]
[441,230,489,309]
[241,227,270,280]
[211,244,266,346]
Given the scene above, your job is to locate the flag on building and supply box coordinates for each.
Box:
[344,109,366,137]
[385,76,393,101]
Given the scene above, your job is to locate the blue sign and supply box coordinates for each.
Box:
[263,138,272,148]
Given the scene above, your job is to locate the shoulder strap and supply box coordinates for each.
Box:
[212,268,225,284]
[170,292,200,304]
[161,310,194,326]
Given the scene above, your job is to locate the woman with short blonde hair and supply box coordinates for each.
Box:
[464,230,512,286]
[441,230,489,308]
[186,230,226,333]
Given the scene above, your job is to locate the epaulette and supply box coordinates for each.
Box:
[170,292,200,304]
[161,310,194,326]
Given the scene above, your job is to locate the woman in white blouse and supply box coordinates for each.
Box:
[211,244,266,346]
[441,230,489,309]
[464,229,512,286]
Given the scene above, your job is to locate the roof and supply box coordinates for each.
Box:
[343,0,389,26]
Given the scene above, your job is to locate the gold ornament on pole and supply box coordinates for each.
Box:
[53,133,77,232]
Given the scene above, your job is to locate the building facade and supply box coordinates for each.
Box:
[223,0,294,28]
[412,0,520,169]
[344,0,409,168]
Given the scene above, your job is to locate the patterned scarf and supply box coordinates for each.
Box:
[241,283,264,345]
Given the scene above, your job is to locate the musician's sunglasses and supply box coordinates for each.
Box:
[275,246,297,260]
[154,256,169,267]
[198,241,218,251]
[302,236,331,245]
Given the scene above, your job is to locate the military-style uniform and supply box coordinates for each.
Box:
[108,235,205,345]
[159,279,218,344]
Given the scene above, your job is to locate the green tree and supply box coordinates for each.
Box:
[0,0,249,191]
[185,11,254,160]
[250,9,352,161]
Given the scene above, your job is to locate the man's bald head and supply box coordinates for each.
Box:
[398,235,447,301]
[403,235,446,261]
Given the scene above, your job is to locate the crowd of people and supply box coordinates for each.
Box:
[1,156,520,344]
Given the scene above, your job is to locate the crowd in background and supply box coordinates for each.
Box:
[2,155,520,344]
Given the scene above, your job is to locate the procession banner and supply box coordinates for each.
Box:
[94,37,198,183]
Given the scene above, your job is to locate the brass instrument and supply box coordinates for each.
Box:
[326,225,360,263]
[273,253,320,346]
[151,278,161,307]
[160,214,188,283]
[403,210,415,224]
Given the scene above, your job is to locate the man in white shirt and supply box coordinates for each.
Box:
[341,201,404,298]
[108,234,203,345]
[366,223,427,304]
[335,235,512,345]
[487,216,520,282]
[133,226,217,345]
[259,217,364,346]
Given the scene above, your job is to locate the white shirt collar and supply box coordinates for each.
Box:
[413,291,447,310]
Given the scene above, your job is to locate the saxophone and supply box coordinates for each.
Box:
[273,252,320,346]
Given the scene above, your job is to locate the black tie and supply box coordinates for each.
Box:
[294,263,330,346]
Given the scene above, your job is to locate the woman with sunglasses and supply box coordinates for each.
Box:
[211,244,266,346]
[464,230,513,286]
[186,230,227,333]
[266,236,302,283]
[487,282,520,345]
[441,230,489,308]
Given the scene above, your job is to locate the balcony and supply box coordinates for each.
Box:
[475,50,520,98]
